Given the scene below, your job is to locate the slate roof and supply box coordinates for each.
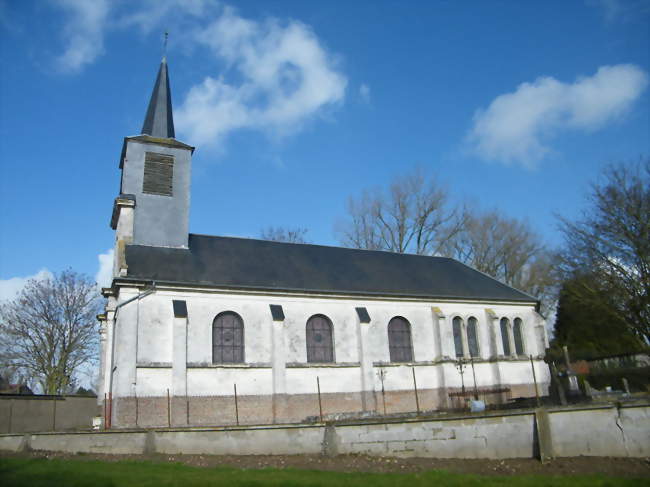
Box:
[141,58,175,139]
[123,234,537,304]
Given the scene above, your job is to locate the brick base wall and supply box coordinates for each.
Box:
[110,383,540,428]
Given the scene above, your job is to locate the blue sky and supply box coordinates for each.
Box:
[1,0,649,298]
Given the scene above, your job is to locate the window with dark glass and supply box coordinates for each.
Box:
[513,318,524,355]
[388,317,413,362]
[500,317,511,356]
[306,315,334,363]
[212,312,244,363]
[452,316,464,358]
[467,316,479,358]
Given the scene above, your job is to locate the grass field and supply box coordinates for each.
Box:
[0,457,647,487]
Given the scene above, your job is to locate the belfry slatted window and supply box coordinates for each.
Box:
[467,316,479,358]
[306,315,334,363]
[212,312,244,363]
[452,316,464,358]
[388,317,413,362]
[143,152,174,196]
[513,318,524,355]
[500,317,511,356]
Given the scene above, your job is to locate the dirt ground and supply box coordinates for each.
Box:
[2,450,649,477]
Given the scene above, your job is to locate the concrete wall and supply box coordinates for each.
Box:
[103,287,550,427]
[0,395,98,434]
[548,404,650,457]
[1,404,648,459]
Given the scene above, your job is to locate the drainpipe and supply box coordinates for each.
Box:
[107,281,156,426]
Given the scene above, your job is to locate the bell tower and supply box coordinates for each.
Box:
[110,57,194,277]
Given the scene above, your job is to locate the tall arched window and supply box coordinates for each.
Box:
[306,315,334,363]
[452,316,464,357]
[213,312,244,363]
[467,316,479,358]
[513,318,524,355]
[388,317,413,362]
[500,317,511,356]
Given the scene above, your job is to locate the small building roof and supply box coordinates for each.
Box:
[123,234,538,304]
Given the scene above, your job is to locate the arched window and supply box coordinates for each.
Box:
[388,317,413,362]
[212,312,244,363]
[452,316,464,358]
[500,318,511,356]
[306,315,334,363]
[513,318,524,355]
[467,316,479,358]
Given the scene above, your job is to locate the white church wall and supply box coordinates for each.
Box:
[105,284,549,426]
[136,368,172,396]
[186,368,273,396]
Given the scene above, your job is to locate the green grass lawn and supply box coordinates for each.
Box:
[0,457,645,487]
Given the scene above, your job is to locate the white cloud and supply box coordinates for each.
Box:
[175,6,347,146]
[359,83,370,103]
[589,0,650,22]
[49,2,346,146]
[95,248,114,289]
[53,0,111,73]
[467,64,648,167]
[0,269,53,302]
[119,0,217,34]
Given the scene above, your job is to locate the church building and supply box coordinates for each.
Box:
[98,58,550,428]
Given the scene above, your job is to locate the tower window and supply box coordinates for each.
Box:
[143,152,174,196]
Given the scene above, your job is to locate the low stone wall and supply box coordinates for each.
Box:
[1,403,647,459]
[0,395,99,434]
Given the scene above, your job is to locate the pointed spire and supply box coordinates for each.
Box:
[141,56,175,139]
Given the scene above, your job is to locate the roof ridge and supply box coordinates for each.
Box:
[187,233,454,260]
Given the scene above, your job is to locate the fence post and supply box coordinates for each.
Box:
[316,376,323,422]
[470,357,479,400]
[135,389,139,428]
[234,383,239,426]
[379,369,387,416]
[108,392,112,429]
[52,395,57,431]
[411,367,420,414]
[8,399,13,434]
[186,393,190,426]
[104,393,107,430]
[167,388,171,428]
[530,355,541,406]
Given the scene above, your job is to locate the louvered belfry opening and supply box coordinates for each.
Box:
[306,315,334,363]
[143,152,174,196]
[212,312,244,363]
[388,316,413,362]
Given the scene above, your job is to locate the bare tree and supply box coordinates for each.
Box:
[0,270,100,394]
[337,169,466,255]
[443,209,556,315]
[558,159,649,342]
[260,226,310,244]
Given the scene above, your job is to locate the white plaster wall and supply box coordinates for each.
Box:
[108,285,548,402]
[285,367,362,395]
[137,295,172,364]
[135,369,172,396]
[187,368,273,396]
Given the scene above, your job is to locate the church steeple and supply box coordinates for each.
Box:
[141,57,175,139]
